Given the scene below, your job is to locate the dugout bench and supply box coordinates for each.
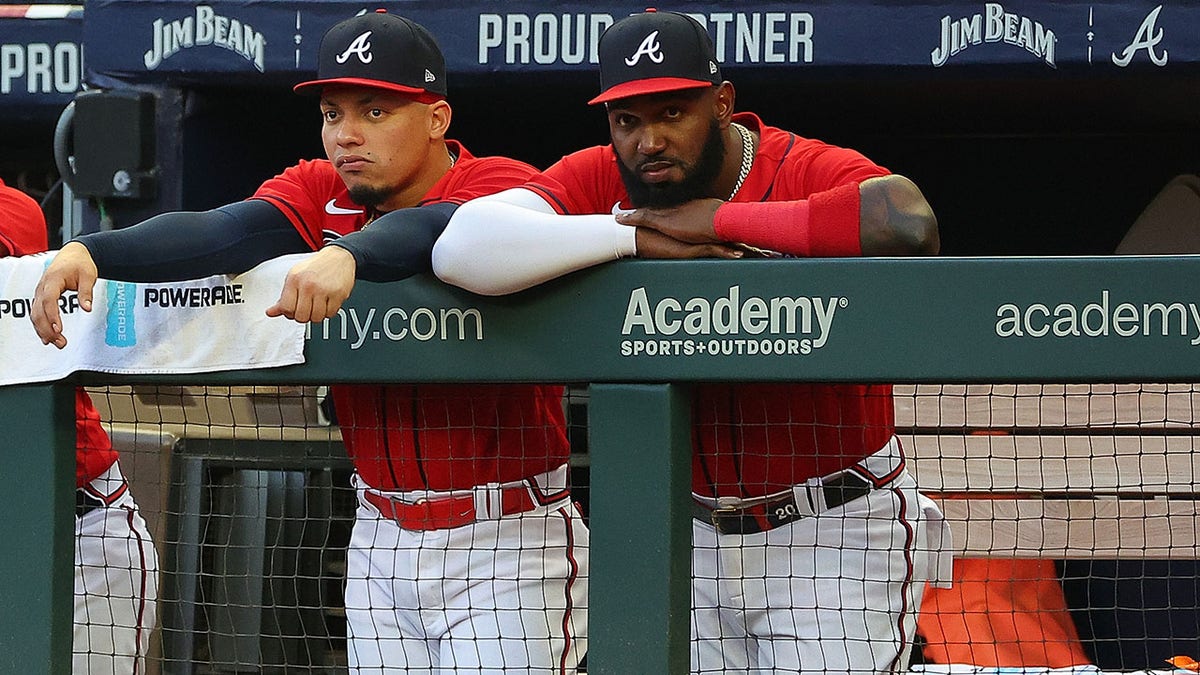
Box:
[899,383,1200,559]
[898,383,1200,668]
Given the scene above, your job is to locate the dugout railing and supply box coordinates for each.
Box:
[4,256,1200,674]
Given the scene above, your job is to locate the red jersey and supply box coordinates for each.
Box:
[526,114,896,498]
[253,141,570,491]
[0,179,118,488]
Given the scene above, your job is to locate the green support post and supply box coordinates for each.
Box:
[0,383,75,674]
[587,384,693,674]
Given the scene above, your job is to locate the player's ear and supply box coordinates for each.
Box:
[714,82,735,125]
[428,100,452,140]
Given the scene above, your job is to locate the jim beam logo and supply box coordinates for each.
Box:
[619,285,846,358]
[931,3,1056,68]
[144,5,266,72]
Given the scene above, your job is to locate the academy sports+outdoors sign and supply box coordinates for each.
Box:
[293,256,1200,385]
[5,255,1200,387]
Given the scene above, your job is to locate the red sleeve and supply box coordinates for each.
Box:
[425,155,539,205]
[75,390,116,487]
[251,159,340,250]
[784,143,890,196]
[525,146,623,215]
[0,181,49,255]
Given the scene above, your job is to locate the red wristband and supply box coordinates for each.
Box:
[808,182,862,256]
[712,182,862,257]
[714,200,811,255]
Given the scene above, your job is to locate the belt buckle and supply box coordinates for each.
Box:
[709,505,742,533]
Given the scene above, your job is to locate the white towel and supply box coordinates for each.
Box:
[0,252,310,386]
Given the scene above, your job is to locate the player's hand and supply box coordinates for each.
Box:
[32,241,98,349]
[266,246,356,323]
[616,198,724,244]
[634,228,743,260]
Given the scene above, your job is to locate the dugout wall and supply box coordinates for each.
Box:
[5,257,1200,674]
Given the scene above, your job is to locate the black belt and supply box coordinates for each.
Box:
[76,490,106,518]
[692,471,874,535]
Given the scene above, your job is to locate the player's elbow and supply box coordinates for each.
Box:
[430,229,478,291]
[895,202,939,256]
[861,175,940,256]
[432,205,509,296]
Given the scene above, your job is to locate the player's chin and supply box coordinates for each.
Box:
[346,182,391,208]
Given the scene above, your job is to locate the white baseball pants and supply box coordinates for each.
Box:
[345,469,589,675]
[73,460,159,675]
[691,439,953,675]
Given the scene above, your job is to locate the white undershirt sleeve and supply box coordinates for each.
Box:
[432,188,638,296]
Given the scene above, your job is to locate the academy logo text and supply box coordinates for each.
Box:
[996,290,1200,345]
[307,306,483,350]
[620,286,846,358]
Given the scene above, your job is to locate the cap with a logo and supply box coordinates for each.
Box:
[589,8,721,105]
[294,9,447,100]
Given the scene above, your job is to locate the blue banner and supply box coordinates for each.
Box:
[80,1,1191,89]
[0,5,83,113]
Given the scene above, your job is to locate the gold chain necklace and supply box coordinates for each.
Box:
[728,122,754,200]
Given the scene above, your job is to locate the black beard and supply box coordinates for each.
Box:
[617,119,727,208]
[347,184,393,209]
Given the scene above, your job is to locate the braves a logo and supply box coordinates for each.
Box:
[625,31,664,66]
[1112,5,1168,67]
[336,30,373,64]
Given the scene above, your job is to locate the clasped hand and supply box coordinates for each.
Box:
[617,198,743,260]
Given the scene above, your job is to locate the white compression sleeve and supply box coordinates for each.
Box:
[432,188,638,296]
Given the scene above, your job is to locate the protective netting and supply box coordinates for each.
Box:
[897,384,1200,673]
[76,382,1198,673]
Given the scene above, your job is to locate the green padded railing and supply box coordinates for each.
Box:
[5,256,1200,674]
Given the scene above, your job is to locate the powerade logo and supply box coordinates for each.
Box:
[995,290,1200,345]
[105,281,137,347]
[619,285,846,357]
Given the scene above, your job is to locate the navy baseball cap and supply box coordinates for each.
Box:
[589,9,722,105]
[294,9,447,101]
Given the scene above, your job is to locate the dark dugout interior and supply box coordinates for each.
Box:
[7,70,1200,256]
[145,68,1200,257]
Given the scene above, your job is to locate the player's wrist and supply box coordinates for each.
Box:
[326,241,364,269]
[714,200,813,255]
[713,183,863,257]
[68,235,105,270]
[614,218,638,258]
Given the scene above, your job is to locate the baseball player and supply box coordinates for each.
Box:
[434,9,952,674]
[31,11,588,675]
[1,177,159,674]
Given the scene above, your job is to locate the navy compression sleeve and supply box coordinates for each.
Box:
[328,201,457,282]
[76,200,308,281]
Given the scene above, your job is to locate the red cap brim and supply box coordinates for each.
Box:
[588,77,714,105]
[293,77,443,103]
